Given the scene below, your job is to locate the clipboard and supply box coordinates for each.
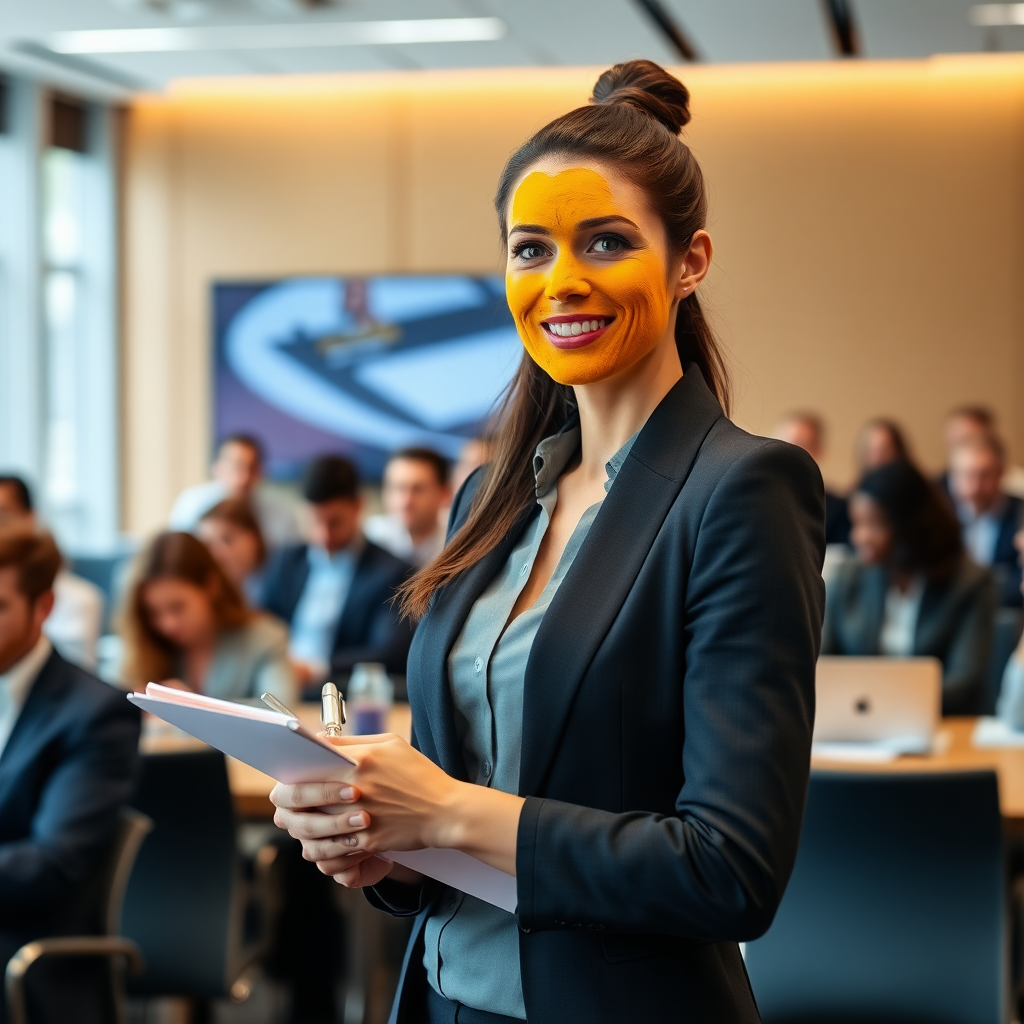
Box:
[128,685,518,912]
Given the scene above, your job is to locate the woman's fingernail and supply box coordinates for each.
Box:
[344,836,358,847]
[338,787,355,801]
[348,813,365,827]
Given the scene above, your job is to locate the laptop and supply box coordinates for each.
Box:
[812,656,942,759]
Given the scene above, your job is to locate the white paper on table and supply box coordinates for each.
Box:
[972,716,1024,748]
[127,684,518,912]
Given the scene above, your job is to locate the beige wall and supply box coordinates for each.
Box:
[122,58,1024,536]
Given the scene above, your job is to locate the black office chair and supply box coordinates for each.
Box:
[745,770,1006,1024]
[987,608,1024,714]
[121,749,280,1009]
[5,807,153,1024]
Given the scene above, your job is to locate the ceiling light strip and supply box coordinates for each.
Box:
[49,17,506,54]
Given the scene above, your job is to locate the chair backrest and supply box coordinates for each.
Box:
[105,808,155,935]
[121,749,240,999]
[987,607,1024,715]
[745,770,1006,1024]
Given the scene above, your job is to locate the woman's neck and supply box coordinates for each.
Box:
[572,331,683,479]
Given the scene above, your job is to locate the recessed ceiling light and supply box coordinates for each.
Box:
[971,3,1024,26]
[48,17,506,54]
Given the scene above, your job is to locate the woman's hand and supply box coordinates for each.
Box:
[270,732,525,885]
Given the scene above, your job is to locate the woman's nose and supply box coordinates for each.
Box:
[546,254,591,302]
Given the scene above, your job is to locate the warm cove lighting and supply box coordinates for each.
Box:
[971,3,1024,25]
[48,17,506,54]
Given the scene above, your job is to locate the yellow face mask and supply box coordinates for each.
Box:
[505,167,674,386]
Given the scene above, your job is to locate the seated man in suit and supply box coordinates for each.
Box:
[0,526,140,1023]
[773,411,851,546]
[260,456,414,698]
[0,475,105,671]
[948,434,1023,607]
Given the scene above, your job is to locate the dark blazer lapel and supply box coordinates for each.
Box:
[414,507,539,779]
[283,546,311,623]
[0,653,65,803]
[333,545,381,650]
[519,366,724,797]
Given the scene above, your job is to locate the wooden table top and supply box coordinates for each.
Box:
[142,711,1024,826]
[140,701,413,819]
[812,716,1024,829]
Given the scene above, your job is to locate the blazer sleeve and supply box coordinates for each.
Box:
[516,441,825,941]
[0,689,141,913]
[940,568,996,715]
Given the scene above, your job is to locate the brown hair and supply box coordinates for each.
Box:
[400,59,728,619]
[121,531,252,686]
[199,497,268,569]
[0,526,61,602]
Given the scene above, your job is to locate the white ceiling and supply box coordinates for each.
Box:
[1,0,1021,99]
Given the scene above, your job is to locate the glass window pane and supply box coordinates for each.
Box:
[44,268,78,506]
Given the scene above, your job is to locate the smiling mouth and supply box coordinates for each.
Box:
[540,316,614,349]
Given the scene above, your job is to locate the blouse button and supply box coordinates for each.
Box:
[474,656,483,673]
[519,562,529,578]
[482,760,492,779]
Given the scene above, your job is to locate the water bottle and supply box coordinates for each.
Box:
[346,663,393,735]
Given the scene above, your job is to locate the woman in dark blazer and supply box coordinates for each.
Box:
[822,459,995,715]
[271,60,824,1023]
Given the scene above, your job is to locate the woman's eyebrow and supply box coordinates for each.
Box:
[509,215,639,236]
[508,223,551,236]
[578,215,639,231]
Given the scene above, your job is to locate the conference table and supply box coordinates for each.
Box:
[143,710,1024,829]
[813,717,1024,832]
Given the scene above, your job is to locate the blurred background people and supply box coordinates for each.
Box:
[996,529,1024,728]
[0,526,140,1024]
[363,447,452,567]
[169,434,301,549]
[0,475,104,672]
[198,497,268,606]
[450,437,493,495]
[122,531,295,703]
[947,435,1023,607]
[260,456,413,697]
[940,404,1024,502]
[822,460,995,715]
[855,417,912,474]
[773,411,850,546]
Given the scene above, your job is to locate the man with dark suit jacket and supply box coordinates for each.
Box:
[948,434,1023,607]
[260,455,414,700]
[0,526,140,1023]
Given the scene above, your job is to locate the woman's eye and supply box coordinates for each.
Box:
[511,242,548,261]
[590,234,630,254]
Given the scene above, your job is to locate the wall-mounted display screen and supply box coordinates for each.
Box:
[213,275,520,481]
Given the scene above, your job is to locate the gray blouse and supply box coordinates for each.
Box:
[423,423,637,1019]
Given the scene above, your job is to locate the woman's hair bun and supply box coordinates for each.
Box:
[591,59,691,135]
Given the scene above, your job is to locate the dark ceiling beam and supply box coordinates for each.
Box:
[822,0,861,57]
[634,0,700,61]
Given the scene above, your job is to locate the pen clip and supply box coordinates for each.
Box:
[260,692,298,719]
[321,682,346,738]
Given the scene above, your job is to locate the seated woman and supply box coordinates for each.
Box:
[822,459,995,715]
[121,531,295,703]
[197,497,267,606]
[996,528,1024,727]
[855,416,912,474]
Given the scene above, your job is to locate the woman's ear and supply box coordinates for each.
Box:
[674,230,713,300]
